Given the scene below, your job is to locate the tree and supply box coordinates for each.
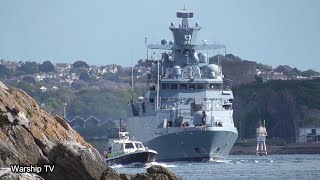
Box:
[17,61,39,75]
[0,65,14,79]
[79,72,90,81]
[254,75,263,84]
[39,61,55,73]
[73,61,89,69]
[16,81,37,97]
[22,75,36,84]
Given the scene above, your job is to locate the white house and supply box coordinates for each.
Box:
[298,128,320,143]
[40,86,47,92]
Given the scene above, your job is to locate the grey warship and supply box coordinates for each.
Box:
[126,9,238,161]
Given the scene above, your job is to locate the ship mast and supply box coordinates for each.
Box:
[156,60,160,110]
[131,50,134,101]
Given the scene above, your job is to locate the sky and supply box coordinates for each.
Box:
[0,0,319,71]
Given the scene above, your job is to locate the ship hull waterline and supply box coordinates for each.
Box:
[143,128,238,162]
[106,151,158,166]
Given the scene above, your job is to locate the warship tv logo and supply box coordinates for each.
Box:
[10,164,55,174]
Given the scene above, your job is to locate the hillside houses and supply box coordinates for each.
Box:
[0,58,319,92]
[55,63,71,72]
[258,70,288,82]
[0,60,20,70]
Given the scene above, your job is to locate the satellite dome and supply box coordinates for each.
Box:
[198,53,207,63]
[172,66,181,78]
[206,64,219,78]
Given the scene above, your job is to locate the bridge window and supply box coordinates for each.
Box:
[135,143,144,149]
[208,83,222,89]
[171,84,177,89]
[113,143,123,151]
[180,83,187,89]
[125,143,134,149]
[189,84,196,89]
[198,84,205,89]
[150,98,154,103]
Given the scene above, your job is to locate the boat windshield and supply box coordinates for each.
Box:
[135,143,143,149]
[125,143,134,149]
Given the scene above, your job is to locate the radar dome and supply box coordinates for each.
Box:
[198,53,207,63]
[206,64,219,78]
[172,66,182,78]
[193,111,203,126]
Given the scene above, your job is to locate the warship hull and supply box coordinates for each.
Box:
[143,127,238,161]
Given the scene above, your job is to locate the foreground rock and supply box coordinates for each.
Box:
[0,82,107,180]
[0,170,43,180]
[100,165,181,180]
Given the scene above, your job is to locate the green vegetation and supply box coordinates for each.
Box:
[303,116,314,125]
[234,79,320,141]
[39,61,55,73]
[17,61,39,75]
[27,109,34,118]
[72,61,89,69]
[75,122,115,138]
[0,65,14,79]
[67,87,133,119]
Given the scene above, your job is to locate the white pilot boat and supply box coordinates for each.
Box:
[105,131,158,166]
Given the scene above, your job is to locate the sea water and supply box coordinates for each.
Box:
[113,154,320,179]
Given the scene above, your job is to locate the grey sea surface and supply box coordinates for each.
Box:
[112,154,320,180]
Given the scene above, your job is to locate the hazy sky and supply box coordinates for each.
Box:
[0,0,319,71]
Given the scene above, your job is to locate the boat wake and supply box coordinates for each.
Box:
[110,162,176,169]
[145,162,177,168]
[110,162,145,168]
[228,158,274,164]
[209,158,231,164]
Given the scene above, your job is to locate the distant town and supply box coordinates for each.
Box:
[1,54,320,143]
[1,54,319,94]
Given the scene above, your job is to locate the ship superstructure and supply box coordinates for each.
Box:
[126,9,238,161]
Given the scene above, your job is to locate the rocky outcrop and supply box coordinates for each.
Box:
[146,165,180,180]
[0,82,107,179]
[0,169,44,180]
[100,167,121,180]
[100,165,181,180]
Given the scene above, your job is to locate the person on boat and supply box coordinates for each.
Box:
[106,147,112,159]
